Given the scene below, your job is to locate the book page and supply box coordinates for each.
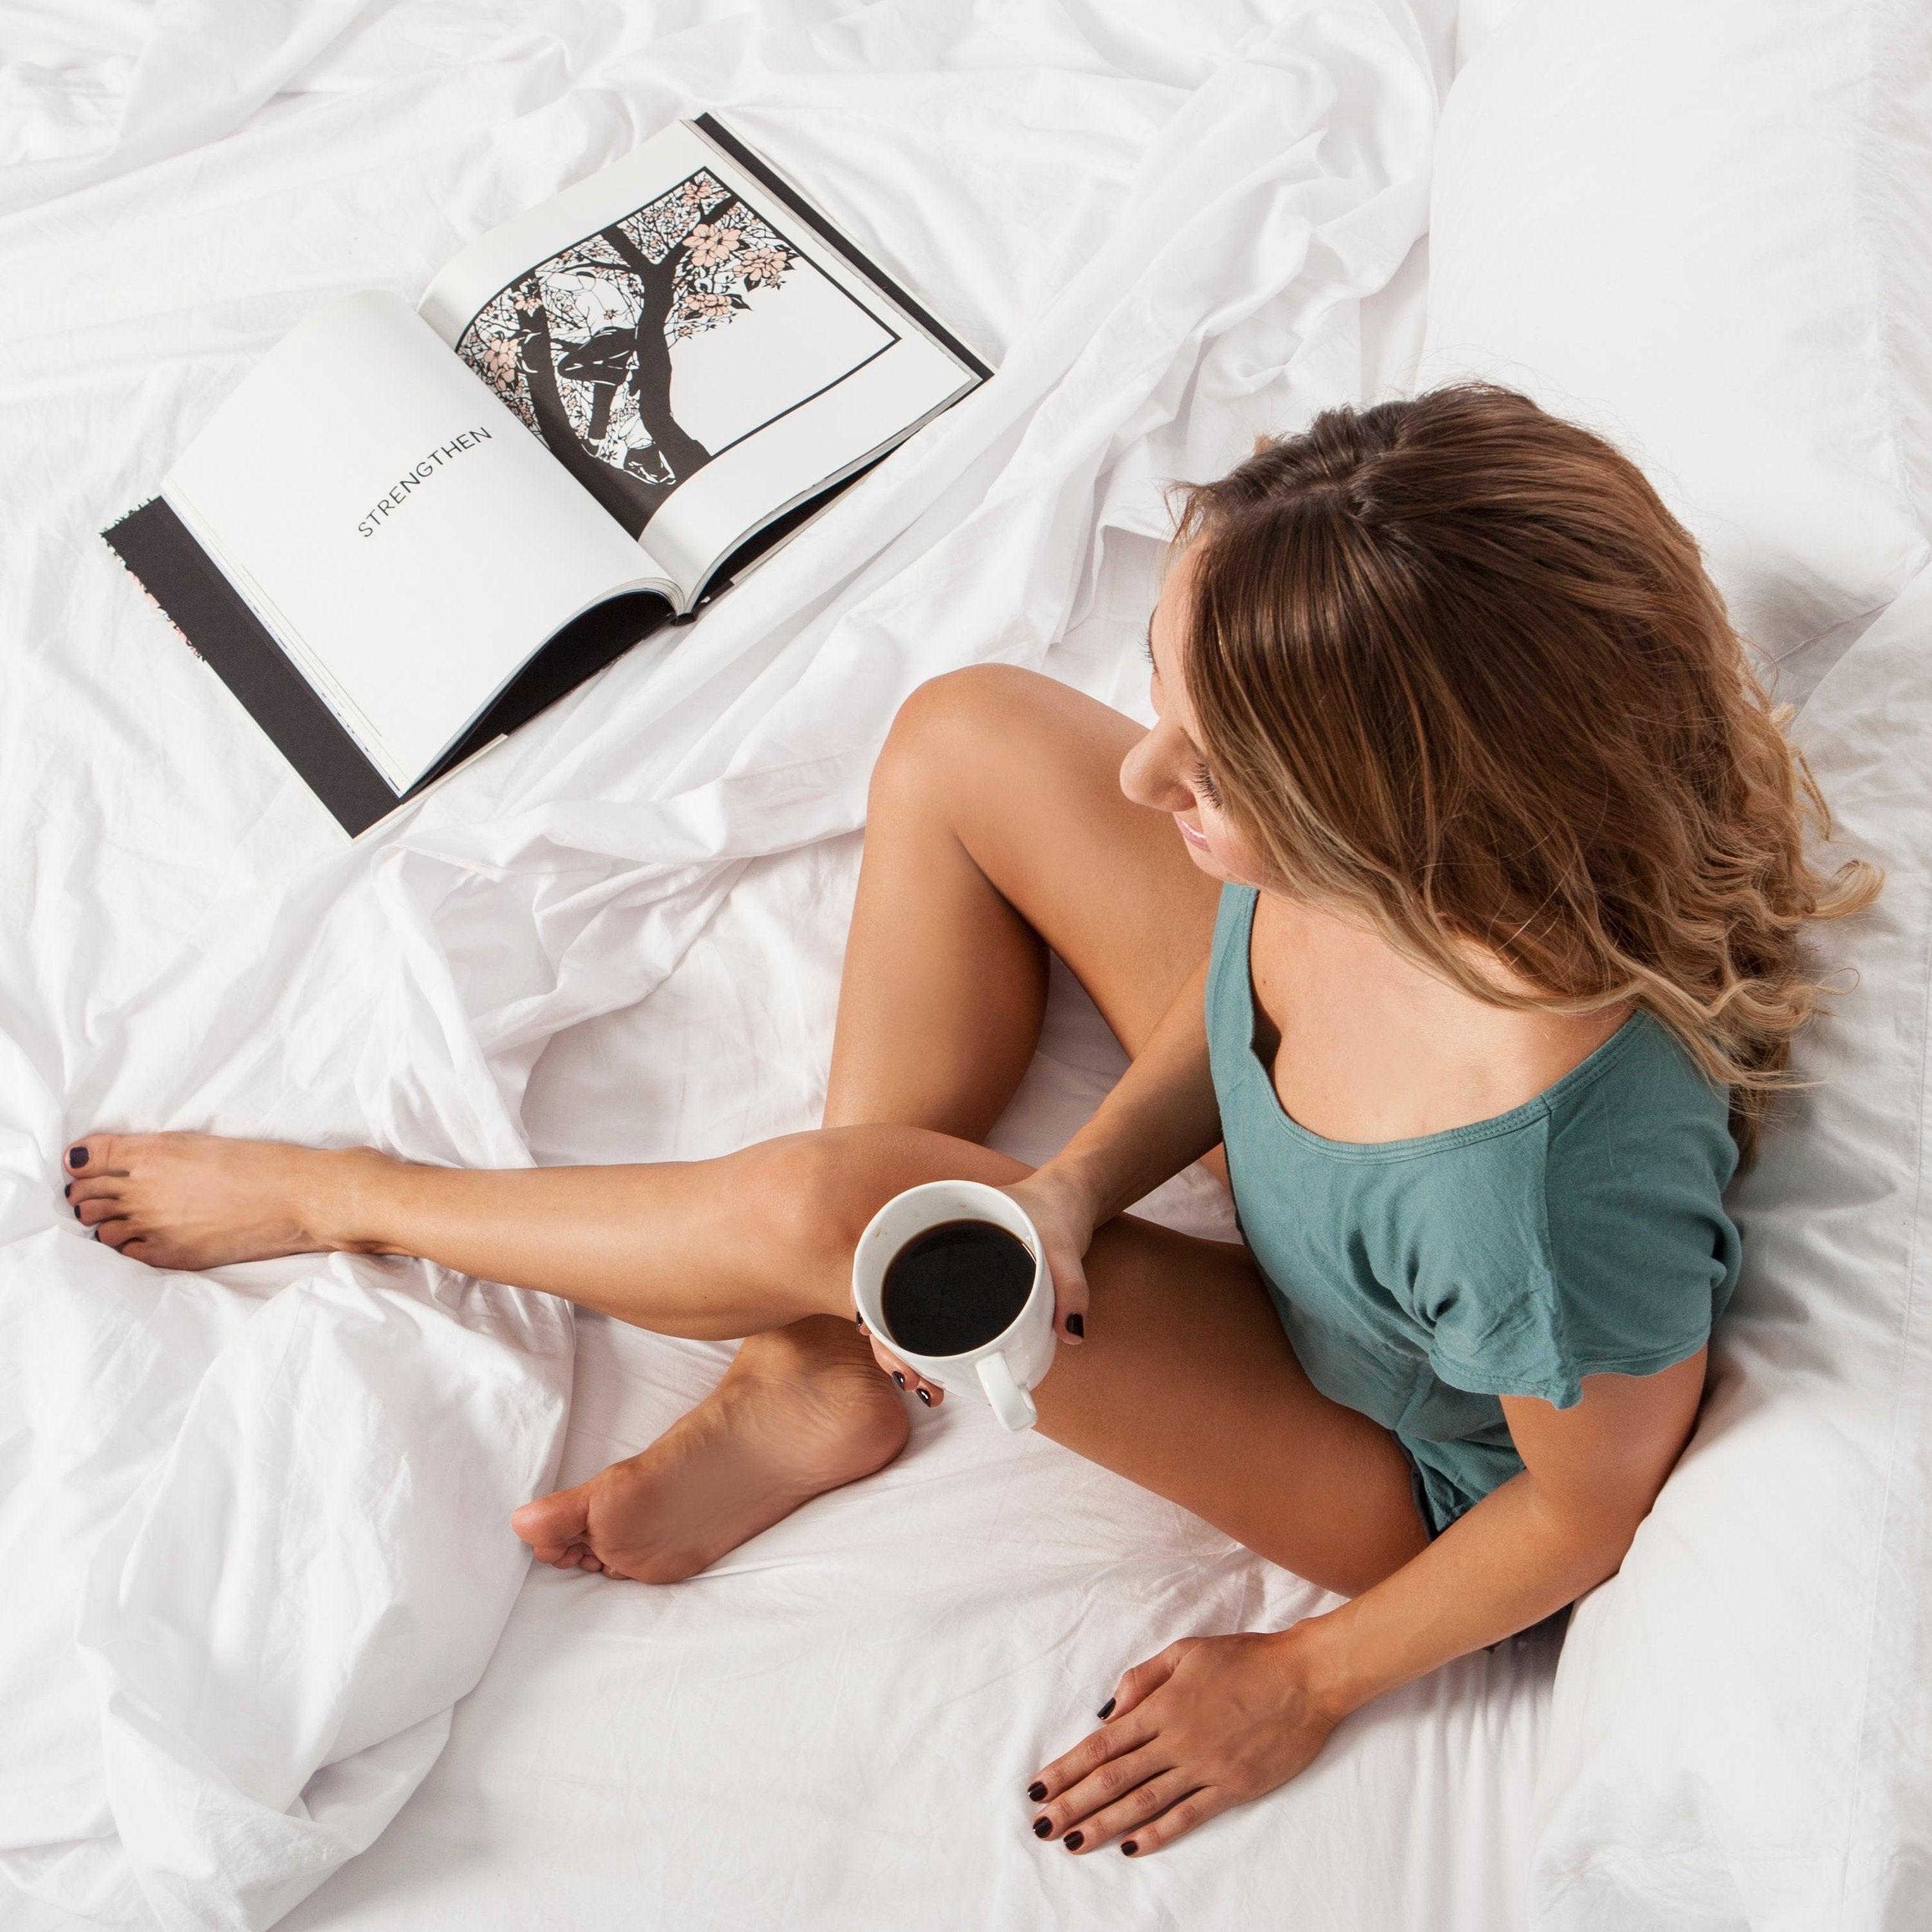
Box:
[418,120,979,602]
[163,291,668,792]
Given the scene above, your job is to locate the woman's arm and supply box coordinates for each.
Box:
[999,954,1222,1342]
[1027,1348,1707,1854]
[1040,954,1223,1219]
[1292,1350,1707,1712]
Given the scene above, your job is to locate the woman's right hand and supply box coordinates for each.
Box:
[1001,1162,1105,1344]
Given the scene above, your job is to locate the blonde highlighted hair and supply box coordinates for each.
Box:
[1176,385,1879,1164]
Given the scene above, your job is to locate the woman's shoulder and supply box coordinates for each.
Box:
[1426,1012,1742,1406]
[1542,1009,1736,1157]
[1536,1009,1742,1355]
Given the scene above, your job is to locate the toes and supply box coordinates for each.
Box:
[74,1196,122,1228]
[512,1483,593,1555]
[63,1135,123,1179]
[528,1540,600,1573]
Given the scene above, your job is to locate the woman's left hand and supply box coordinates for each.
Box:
[1026,1629,1343,1857]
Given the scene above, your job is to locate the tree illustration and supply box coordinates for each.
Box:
[459,171,804,535]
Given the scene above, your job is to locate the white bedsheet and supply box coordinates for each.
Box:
[0,3,1547,1928]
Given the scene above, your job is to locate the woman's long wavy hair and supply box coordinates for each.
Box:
[1176,385,1879,1164]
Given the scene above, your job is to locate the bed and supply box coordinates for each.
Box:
[1,3,1926,1929]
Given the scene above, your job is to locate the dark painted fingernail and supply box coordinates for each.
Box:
[1027,1781,1047,1803]
[892,1372,906,1390]
[1066,1312,1084,1337]
[916,1386,932,1406]
[1031,1816,1051,1839]
[1122,1840,1140,1856]
[68,1146,88,1169]
[855,1314,866,1332]
[1096,1698,1115,1720]
[1063,1832,1084,1851]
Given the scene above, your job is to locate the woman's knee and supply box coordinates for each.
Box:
[734,1127,922,1286]
[732,1125,1025,1294]
[869,665,1061,816]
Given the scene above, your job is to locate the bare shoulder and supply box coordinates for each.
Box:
[1249,892,1633,1144]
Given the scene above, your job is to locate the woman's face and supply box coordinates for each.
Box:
[1120,546,1270,887]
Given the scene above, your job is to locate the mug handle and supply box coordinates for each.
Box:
[977,1350,1038,1433]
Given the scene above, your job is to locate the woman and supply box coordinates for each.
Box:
[61,387,1874,1857]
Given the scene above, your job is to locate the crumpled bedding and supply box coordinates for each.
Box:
[0,3,1532,1927]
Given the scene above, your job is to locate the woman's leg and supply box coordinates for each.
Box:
[69,671,1211,1297]
[597,663,1229,1574]
[68,667,1234,1578]
[485,664,1230,1574]
[65,668,1427,1589]
[618,662,1232,1569]
[66,1118,1424,1592]
[821,663,1223,1134]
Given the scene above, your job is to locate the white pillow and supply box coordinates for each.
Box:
[1527,564,1932,1931]
[1419,0,1932,670]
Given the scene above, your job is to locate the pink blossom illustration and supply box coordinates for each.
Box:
[684,222,742,268]
[738,243,787,287]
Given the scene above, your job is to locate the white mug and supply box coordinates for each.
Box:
[851,1179,1057,1431]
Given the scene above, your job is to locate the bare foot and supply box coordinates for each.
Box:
[513,1317,910,1583]
[61,1131,372,1269]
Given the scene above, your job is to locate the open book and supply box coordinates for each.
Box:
[104,117,990,834]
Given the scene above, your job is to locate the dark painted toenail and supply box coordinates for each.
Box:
[68,1146,88,1169]
[1066,1312,1084,1337]
[1028,1782,1047,1802]
[1122,1841,1139,1856]
[73,1207,81,1220]
[916,1386,932,1406]
[1096,1698,1115,1719]
[1032,1816,1051,1839]
[892,1372,906,1390]
[63,1182,71,1199]
[1063,1832,1084,1851]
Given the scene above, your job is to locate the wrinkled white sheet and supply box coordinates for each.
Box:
[0,3,1513,1927]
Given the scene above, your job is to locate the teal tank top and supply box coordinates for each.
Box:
[1205,885,1741,1533]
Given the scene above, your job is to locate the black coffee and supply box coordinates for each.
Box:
[880,1219,1035,1357]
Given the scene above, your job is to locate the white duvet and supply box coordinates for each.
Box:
[0,3,1512,1927]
